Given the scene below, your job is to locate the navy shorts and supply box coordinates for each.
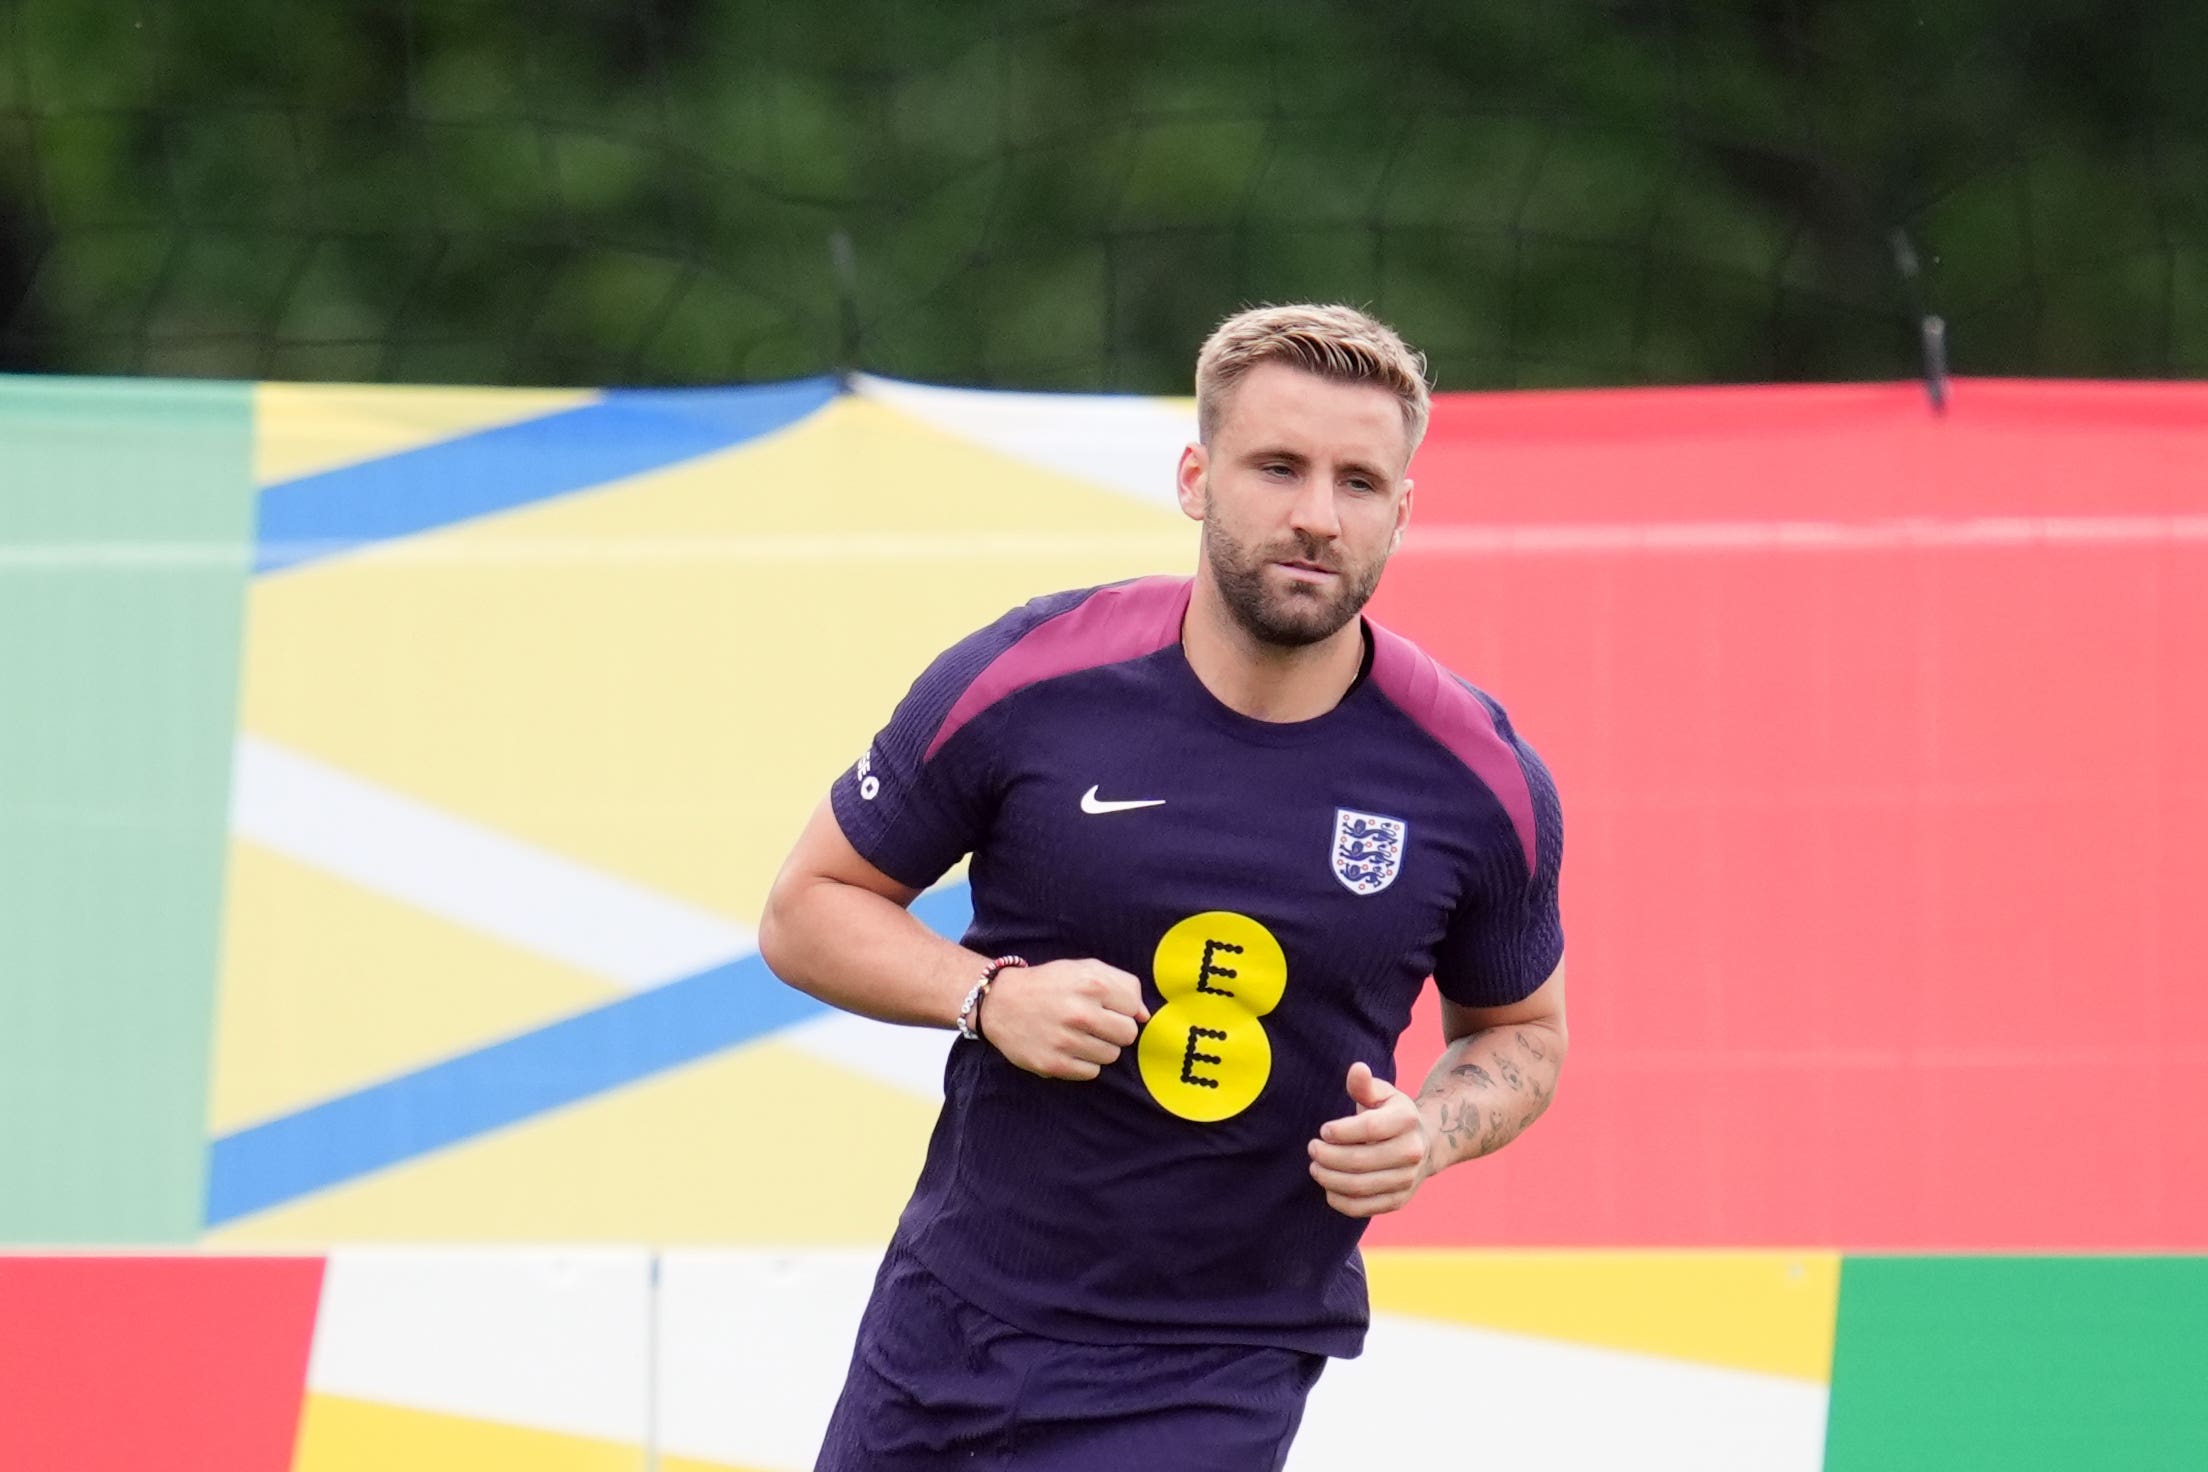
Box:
[815,1242,1326,1471]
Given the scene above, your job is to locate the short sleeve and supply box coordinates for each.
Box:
[829,639,1006,891]
[828,588,1105,889]
[1431,733,1564,1008]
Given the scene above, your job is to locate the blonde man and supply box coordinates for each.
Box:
[764,304,1567,1470]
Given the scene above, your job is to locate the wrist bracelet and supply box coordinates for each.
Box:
[957,955,1027,1042]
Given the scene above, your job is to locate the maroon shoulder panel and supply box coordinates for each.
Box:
[1368,622,1539,878]
[924,575,1189,760]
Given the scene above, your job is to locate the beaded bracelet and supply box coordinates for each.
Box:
[956,955,1028,1042]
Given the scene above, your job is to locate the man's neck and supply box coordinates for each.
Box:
[1181,575,1366,724]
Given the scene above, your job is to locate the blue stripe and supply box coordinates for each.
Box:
[204,883,974,1226]
[255,378,841,574]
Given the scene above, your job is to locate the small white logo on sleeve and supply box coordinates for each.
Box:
[1332,808,1407,894]
[856,751,880,801]
[1080,785,1165,815]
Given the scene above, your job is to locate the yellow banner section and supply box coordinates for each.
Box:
[1366,1249,1842,1383]
[293,1395,646,1472]
[210,1045,935,1246]
[255,383,595,486]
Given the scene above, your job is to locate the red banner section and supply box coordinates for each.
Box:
[0,1256,324,1470]
[1370,378,2208,1249]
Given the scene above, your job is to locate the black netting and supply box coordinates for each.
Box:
[2,0,2203,390]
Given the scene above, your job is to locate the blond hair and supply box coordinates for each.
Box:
[1194,303,1432,453]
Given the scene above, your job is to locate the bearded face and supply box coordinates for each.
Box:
[1179,363,1412,652]
[1200,506,1389,648]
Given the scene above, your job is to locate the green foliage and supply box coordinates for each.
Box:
[0,0,2200,388]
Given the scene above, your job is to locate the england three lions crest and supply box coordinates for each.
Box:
[1332,808,1408,896]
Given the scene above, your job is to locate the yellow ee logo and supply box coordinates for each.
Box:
[1137,911,1287,1122]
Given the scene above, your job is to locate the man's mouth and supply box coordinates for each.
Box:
[1274,558,1338,582]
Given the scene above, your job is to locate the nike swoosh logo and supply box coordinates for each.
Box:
[1081,785,1166,814]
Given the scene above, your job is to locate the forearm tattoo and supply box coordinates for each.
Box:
[1423,1024,1561,1164]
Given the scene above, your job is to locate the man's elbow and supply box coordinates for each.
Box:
[756,873,804,984]
[1534,1013,1570,1079]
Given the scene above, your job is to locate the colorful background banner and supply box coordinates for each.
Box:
[1,372,2203,1468]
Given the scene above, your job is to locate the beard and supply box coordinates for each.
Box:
[1202,514,1388,649]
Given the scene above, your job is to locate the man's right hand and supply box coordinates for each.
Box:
[978,959,1150,1080]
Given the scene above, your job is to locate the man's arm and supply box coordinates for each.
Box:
[1417,959,1569,1171]
[758,797,988,1028]
[1305,959,1567,1217]
[758,798,1149,1080]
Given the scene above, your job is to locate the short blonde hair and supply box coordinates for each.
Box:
[1195,303,1432,453]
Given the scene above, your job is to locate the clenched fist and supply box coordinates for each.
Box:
[979,958,1150,1081]
[1307,1061,1431,1217]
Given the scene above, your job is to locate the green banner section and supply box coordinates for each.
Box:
[1825,1256,2208,1471]
[0,376,255,1242]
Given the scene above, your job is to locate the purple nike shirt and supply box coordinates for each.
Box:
[828,575,1563,1358]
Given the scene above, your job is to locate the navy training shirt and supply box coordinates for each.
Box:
[828,575,1563,1358]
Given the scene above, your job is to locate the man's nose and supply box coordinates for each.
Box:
[1287,474,1340,540]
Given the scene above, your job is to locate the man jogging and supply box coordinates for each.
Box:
[760,303,1567,1470]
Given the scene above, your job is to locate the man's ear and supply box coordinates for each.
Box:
[1390,477,1414,553]
[1175,443,1208,522]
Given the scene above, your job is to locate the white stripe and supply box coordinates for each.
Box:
[7,515,2204,569]
[0,543,256,568]
[776,1012,951,1099]
[659,1250,885,1468]
[855,373,1198,511]
[0,533,1194,568]
[231,735,753,988]
[1402,514,2208,555]
[1290,1313,1829,1471]
[311,1249,651,1443]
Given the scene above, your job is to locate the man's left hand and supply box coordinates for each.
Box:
[1307,1061,1430,1218]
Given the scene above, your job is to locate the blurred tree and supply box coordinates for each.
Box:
[0,0,2201,389]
